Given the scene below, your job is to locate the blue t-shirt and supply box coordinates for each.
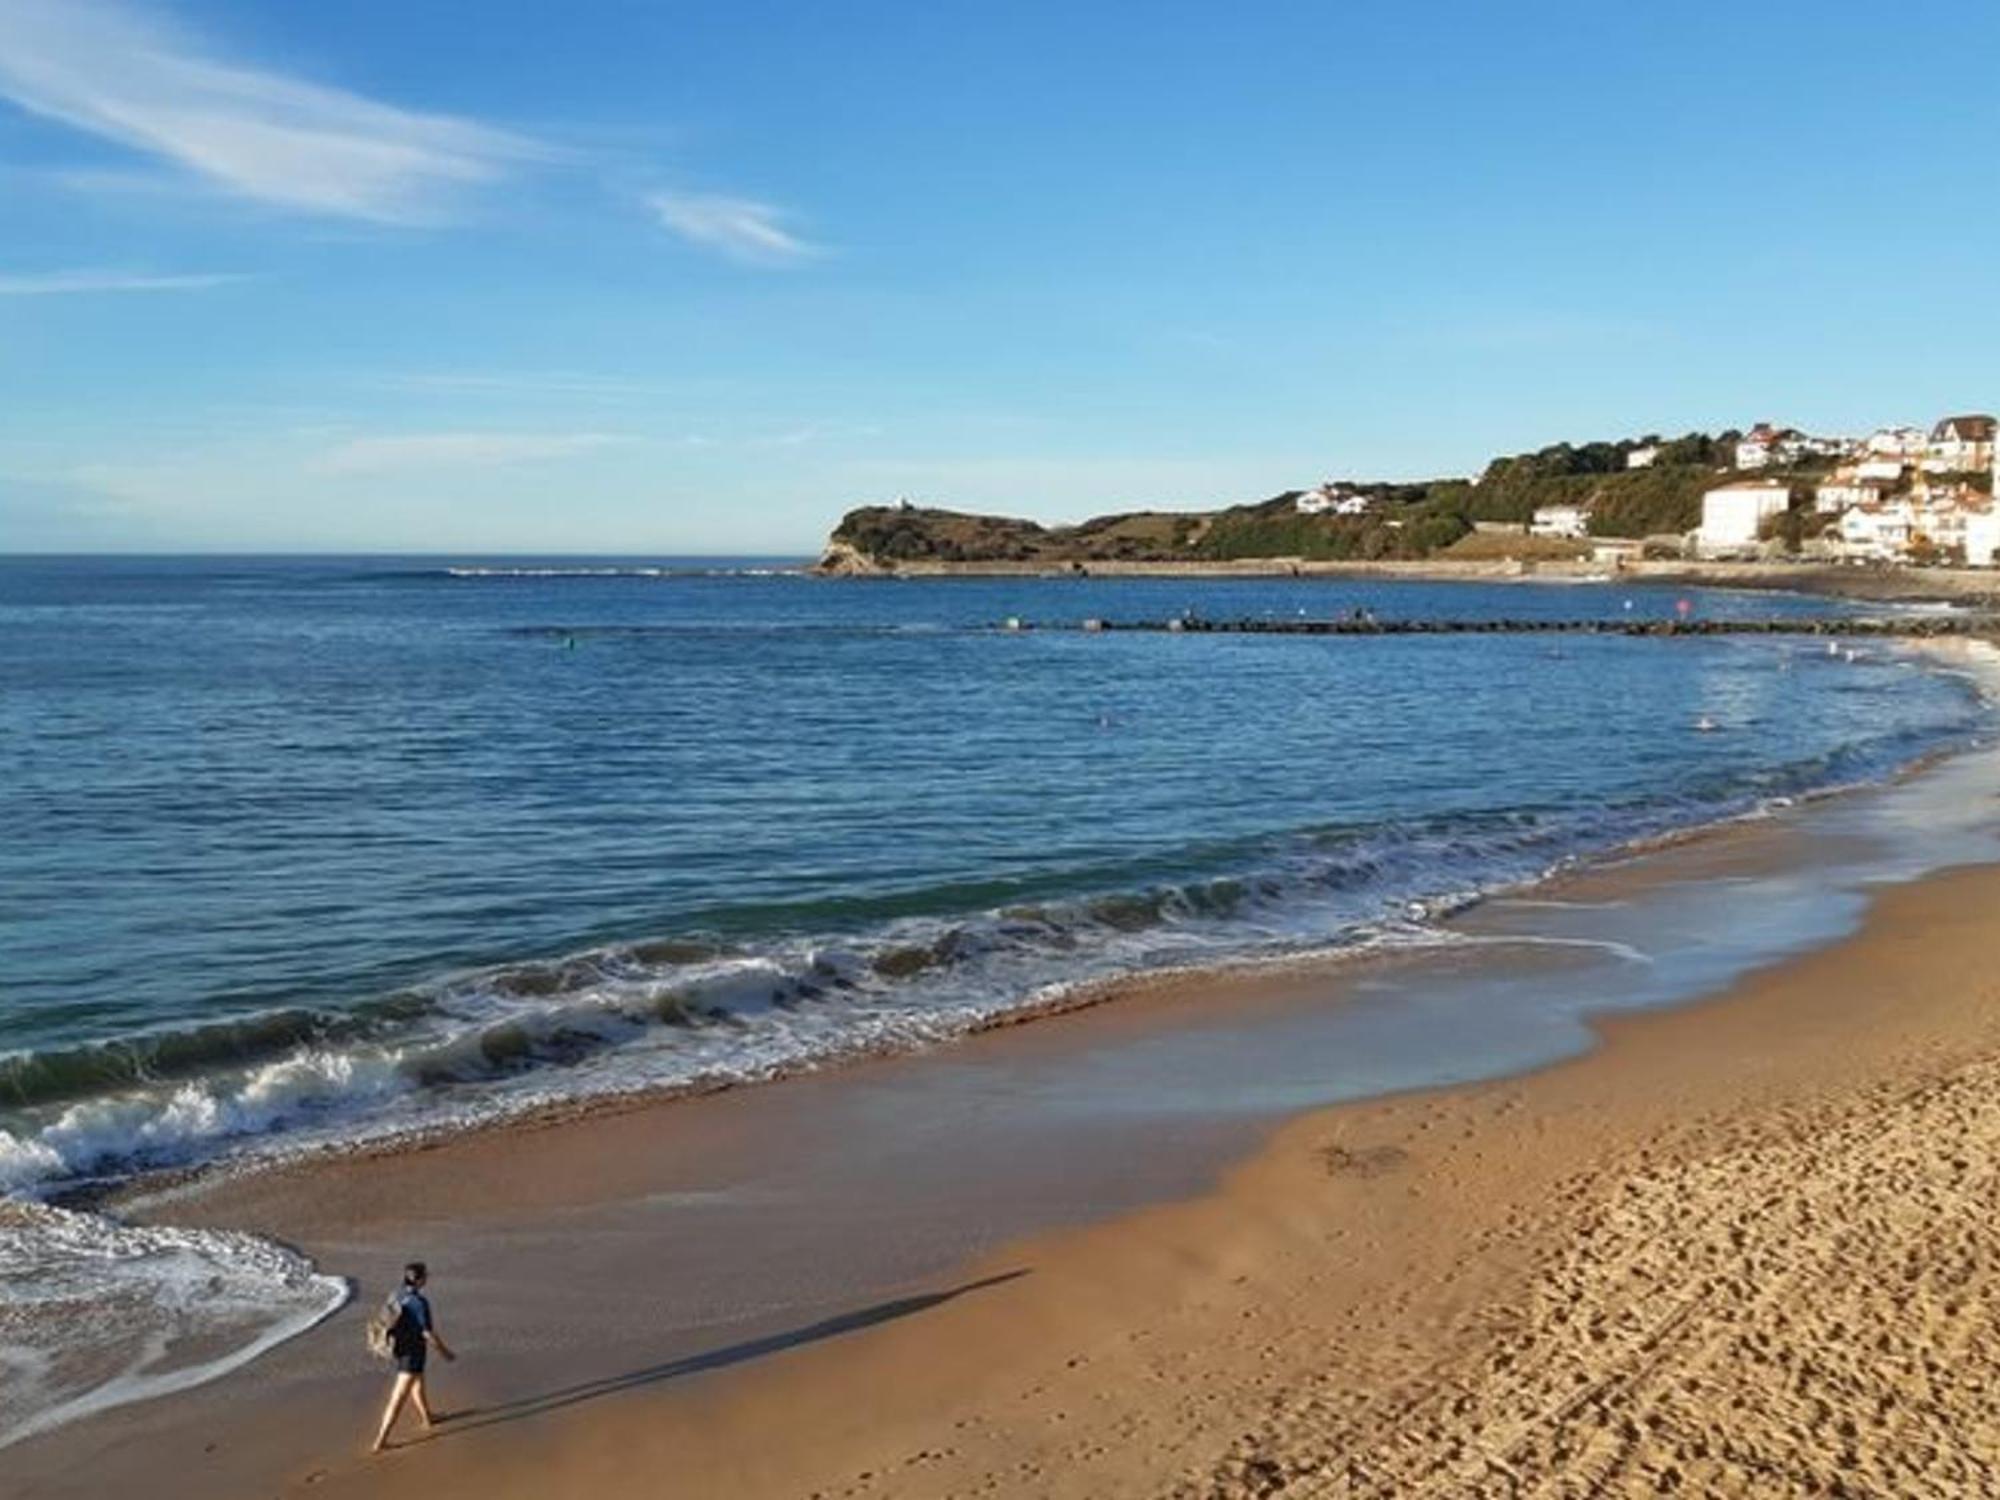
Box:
[390,1288,431,1357]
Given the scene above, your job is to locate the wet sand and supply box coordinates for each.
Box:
[13,773,2000,1498]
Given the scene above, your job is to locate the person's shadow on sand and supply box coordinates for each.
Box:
[416,1269,1030,1443]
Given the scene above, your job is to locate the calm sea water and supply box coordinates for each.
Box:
[0,556,1984,1193]
[0,555,1992,1444]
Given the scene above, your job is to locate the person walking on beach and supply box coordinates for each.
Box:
[369,1261,456,1453]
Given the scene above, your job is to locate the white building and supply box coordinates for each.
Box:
[1839,501,1912,561]
[1295,483,1371,516]
[1853,457,1905,483]
[1592,538,1645,565]
[1920,493,1970,554]
[1815,476,1891,513]
[1839,487,1990,563]
[1866,425,1928,459]
[1734,424,1782,469]
[1736,423,1848,470]
[1699,481,1791,554]
[1625,445,1659,469]
[1966,504,2000,567]
[1529,503,1590,539]
[1924,414,1996,474]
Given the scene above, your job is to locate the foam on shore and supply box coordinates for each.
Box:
[0,1200,346,1449]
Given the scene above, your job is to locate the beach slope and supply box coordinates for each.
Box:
[17,859,1992,1498]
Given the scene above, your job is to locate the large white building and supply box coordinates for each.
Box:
[1529,503,1590,539]
[1699,481,1791,555]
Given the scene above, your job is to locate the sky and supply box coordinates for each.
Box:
[3,0,1998,554]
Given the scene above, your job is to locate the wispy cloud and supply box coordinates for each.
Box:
[314,431,630,475]
[647,191,821,266]
[376,369,695,402]
[0,0,548,223]
[0,266,248,295]
[761,421,883,448]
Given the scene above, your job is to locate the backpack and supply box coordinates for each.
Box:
[365,1290,405,1362]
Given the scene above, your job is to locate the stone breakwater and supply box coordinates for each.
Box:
[1002,616,1996,638]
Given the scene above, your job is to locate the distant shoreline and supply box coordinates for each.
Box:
[813,552,2000,603]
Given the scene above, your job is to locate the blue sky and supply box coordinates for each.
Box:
[3,0,1997,553]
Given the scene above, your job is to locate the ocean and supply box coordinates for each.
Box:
[0,557,1986,1192]
[0,556,1992,1443]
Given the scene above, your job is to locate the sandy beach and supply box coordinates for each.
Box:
[9,788,2000,1498]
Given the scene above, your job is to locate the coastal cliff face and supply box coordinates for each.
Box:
[812,538,894,576]
[816,503,1200,572]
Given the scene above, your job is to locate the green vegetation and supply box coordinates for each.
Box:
[1462,432,1736,536]
[1191,487,1472,561]
[1929,469,1994,496]
[823,427,1865,569]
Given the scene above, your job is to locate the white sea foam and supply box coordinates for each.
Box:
[0,1201,347,1448]
[7,1050,408,1192]
[0,761,1969,1202]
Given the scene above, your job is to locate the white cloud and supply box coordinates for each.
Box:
[0,0,547,222]
[648,191,820,266]
[0,266,247,294]
[376,369,696,402]
[761,421,882,448]
[313,430,630,475]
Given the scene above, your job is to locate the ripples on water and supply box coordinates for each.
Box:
[0,556,1991,1444]
[0,557,1983,1191]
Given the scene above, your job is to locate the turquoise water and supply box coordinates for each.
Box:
[0,557,1986,1192]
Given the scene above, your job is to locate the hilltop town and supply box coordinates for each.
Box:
[817,414,1999,578]
[1532,415,1999,566]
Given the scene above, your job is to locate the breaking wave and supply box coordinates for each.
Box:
[0,721,1963,1202]
[438,564,801,579]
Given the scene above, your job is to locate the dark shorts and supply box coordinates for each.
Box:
[394,1348,427,1376]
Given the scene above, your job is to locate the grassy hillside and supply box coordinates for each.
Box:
[823,429,1817,567]
[828,505,1201,564]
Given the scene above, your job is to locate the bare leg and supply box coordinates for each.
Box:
[411,1373,436,1429]
[371,1373,415,1453]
